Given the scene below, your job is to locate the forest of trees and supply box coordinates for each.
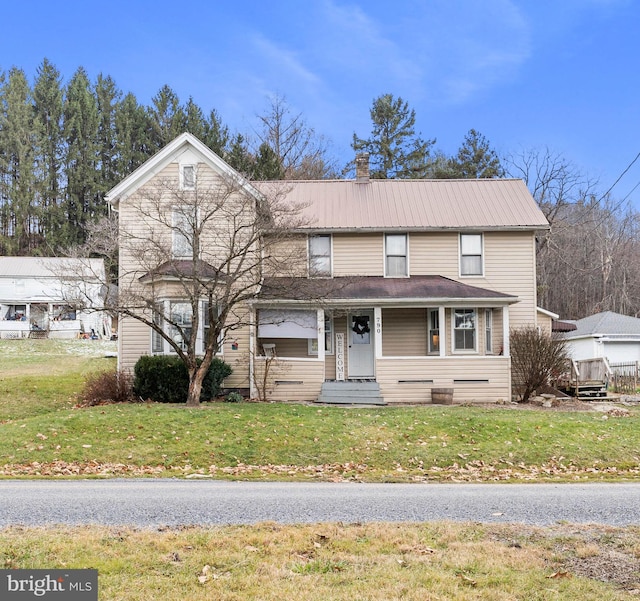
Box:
[1,60,639,321]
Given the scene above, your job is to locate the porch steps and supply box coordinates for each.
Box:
[316,381,386,406]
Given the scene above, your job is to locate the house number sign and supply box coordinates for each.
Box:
[335,333,345,381]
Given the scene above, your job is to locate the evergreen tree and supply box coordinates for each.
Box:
[447,129,504,178]
[183,97,209,141]
[352,94,435,179]
[225,133,255,175]
[149,84,185,147]
[33,58,64,248]
[63,67,100,246]
[203,108,230,158]
[95,74,121,194]
[253,142,284,180]
[0,67,38,254]
[114,92,154,176]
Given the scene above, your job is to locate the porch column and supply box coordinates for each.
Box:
[249,309,256,399]
[502,306,510,357]
[438,306,446,357]
[374,307,382,359]
[316,308,325,357]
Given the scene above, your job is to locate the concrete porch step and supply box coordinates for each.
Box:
[316,381,386,405]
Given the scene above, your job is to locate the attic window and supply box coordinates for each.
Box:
[181,164,195,190]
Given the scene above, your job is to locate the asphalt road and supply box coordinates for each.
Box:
[1,480,639,527]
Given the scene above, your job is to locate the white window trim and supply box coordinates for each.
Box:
[384,233,409,278]
[451,307,478,354]
[459,233,484,277]
[308,234,333,278]
[179,163,196,190]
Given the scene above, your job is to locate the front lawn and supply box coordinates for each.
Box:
[0,339,638,481]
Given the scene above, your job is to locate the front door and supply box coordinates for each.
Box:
[348,310,375,378]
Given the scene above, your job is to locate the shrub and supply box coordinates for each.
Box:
[78,369,135,406]
[133,355,232,403]
[225,391,244,403]
[510,326,569,403]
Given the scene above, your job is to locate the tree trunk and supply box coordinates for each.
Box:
[185,365,207,407]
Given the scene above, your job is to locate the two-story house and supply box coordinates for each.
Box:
[107,133,549,404]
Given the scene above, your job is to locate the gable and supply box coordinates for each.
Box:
[105,133,263,209]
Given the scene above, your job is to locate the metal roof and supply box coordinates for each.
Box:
[0,257,105,279]
[256,178,548,231]
[563,311,640,339]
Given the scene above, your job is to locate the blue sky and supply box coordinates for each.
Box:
[2,0,639,205]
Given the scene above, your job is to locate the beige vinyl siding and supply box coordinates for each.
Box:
[410,231,537,328]
[381,308,427,356]
[333,233,382,276]
[376,356,511,404]
[265,235,308,277]
[253,358,324,401]
[119,316,151,371]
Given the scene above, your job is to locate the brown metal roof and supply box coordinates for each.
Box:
[258,275,517,304]
[256,178,548,231]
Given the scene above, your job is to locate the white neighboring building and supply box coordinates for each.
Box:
[0,257,111,339]
[561,311,640,364]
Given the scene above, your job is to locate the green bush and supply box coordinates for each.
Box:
[133,355,232,403]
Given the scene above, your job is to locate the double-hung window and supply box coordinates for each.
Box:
[453,308,476,352]
[460,233,483,276]
[180,164,195,190]
[309,235,332,277]
[428,309,440,354]
[169,302,193,351]
[485,309,493,353]
[385,234,408,277]
[172,207,194,259]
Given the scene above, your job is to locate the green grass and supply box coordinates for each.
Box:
[0,339,639,481]
[0,522,637,600]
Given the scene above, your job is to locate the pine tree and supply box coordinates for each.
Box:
[33,58,64,249]
[95,74,121,194]
[149,84,185,147]
[63,67,101,246]
[352,94,435,179]
[0,67,38,254]
[114,92,154,177]
[448,129,504,179]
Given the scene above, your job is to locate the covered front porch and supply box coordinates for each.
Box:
[252,276,517,404]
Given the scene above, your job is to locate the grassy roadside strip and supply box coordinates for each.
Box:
[0,522,637,600]
[1,401,639,482]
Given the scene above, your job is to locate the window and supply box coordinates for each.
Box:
[172,207,194,258]
[152,304,164,353]
[180,164,195,190]
[169,302,193,351]
[428,309,440,354]
[385,234,408,277]
[460,233,483,276]
[485,309,493,353]
[309,313,334,355]
[453,308,476,352]
[309,235,332,277]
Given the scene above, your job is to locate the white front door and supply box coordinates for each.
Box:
[348,310,375,378]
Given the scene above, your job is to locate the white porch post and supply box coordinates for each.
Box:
[317,308,326,383]
[374,307,382,359]
[438,306,446,357]
[502,306,510,357]
[249,308,256,399]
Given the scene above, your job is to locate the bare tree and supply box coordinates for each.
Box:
[510,327,569,403]
[93,167,311,407]
[255,94,337,179]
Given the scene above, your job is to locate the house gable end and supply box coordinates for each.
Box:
[105,132,263,209]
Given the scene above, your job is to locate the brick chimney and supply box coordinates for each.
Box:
[355,153,370,182]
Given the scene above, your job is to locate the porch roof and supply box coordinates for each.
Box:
[257,275,517,305]
[138,259,222,283]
